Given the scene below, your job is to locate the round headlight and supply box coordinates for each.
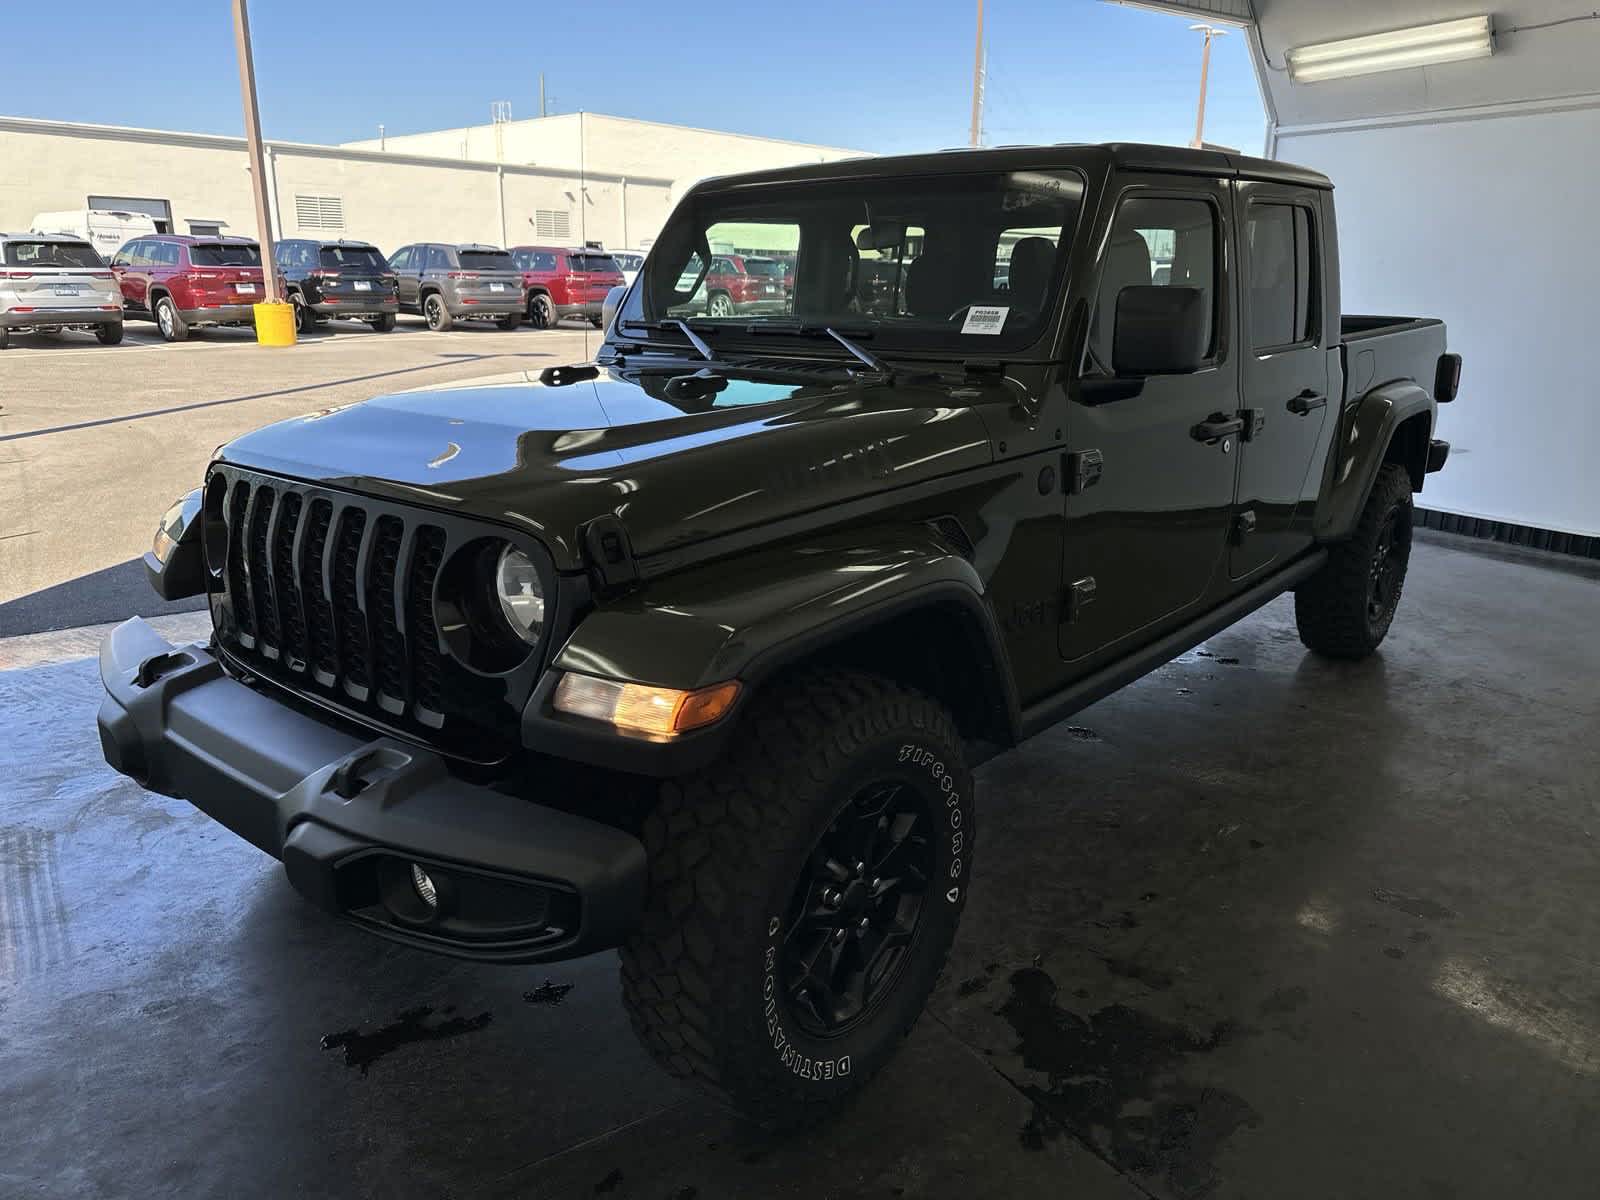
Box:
[495,544,546,644]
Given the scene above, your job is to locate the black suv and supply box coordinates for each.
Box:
[100,143,1455,1127]
[274,239,399,334]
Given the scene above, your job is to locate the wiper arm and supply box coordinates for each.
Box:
[824,327,889,375]
[618,318,716,361]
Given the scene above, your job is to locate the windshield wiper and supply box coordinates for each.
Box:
[823,327,889,375]
[619,318,717,361]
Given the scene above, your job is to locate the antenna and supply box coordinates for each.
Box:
[491,100,511,164]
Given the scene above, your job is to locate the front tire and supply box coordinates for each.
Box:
[0,327,9,349]
[620,670,973,1128]
[1296,462,1414,659]
[96,321,124,345]
[423,292,453,331]
[496,312,522,331]
[369,313,396,332]
[154,296,188,342]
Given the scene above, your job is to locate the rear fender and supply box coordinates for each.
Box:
[1315,381,1434,541]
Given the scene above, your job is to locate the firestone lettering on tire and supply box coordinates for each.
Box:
[899,742,966,898]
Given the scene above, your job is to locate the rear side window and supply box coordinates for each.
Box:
[515,250,559,271]
[320,245,386,270]
[3,240,104,268]
[458,249,513,270]
[1091,195,1217,367]
[1247,204,1317,349]
[155,242,182,267]
[425,246,453,270]
[190,242,261,267]
[569,254,620,273]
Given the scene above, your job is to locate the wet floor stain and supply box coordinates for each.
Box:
[593,1167,624,1193]
[958,975,992,997]
[320,1005,493,1075]
[1372,887,1457,920]
[998,967,1259,1197]
[1258,985,1309,1017]
[524,980,575,1006]
[1063,726,1103,742]
[1384,947,1407,960]
[1099,954,1174,991]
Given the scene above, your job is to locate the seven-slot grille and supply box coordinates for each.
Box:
[209,465,521,758]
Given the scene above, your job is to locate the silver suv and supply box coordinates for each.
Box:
[387,242,525,331]
[0,233,124,348]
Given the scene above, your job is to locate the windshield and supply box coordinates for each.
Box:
[623,168,1085,354]
[4,241,104,268]
[458,249,514,270]
[319,245,387,270]
[191,243,261,267]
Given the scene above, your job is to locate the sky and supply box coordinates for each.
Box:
[0,1,1265,156]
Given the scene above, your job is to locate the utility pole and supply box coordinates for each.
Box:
[230,0,281,302]
[969,0,985,147]
[1190,24,1228,149]
[539,74,547,119]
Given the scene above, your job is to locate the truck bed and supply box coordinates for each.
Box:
[1339,314,1447,403]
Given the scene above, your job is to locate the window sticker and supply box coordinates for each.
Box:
[961,305,1009,335]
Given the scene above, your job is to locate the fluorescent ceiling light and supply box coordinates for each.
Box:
[1287,15,1495,83]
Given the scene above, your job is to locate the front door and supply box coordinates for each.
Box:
[113,240,150,313]
[1059,181,1240,665]
[390,246,421,308]
[1230,184,1334,579]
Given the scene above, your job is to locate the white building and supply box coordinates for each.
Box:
[0,111,867,257]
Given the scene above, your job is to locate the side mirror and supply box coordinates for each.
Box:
[1113,286,1209,377]
[601,285,625,333]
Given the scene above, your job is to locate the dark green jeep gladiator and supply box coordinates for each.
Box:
[99,143,1457,1124]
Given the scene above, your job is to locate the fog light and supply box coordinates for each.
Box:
[552,673,741,739]
[410,863,438,909]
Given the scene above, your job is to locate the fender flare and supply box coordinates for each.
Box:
[523,524,1020,775]
[1314,380,1435,542]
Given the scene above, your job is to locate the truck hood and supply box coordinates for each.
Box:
[216,365,1000,570]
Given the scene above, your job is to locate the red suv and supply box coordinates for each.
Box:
[510,246,625,329]
[110,235,264,341]
[698,254,789,317]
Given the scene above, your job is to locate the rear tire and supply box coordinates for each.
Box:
[96,321,124,345]
[496,312,522,331]
[589,315,605,329]
[369,313,396,332]
[528,293,554,329]
[1296,462,1414,659]
[154,295,188,342]
[707,291,735,318]
[0,327,9,349]
[292,293,316,335]
[423,292,453,331]
[620,670,973,1128]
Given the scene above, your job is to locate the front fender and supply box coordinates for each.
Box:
[1315,381,1435,541]
[525,524,1016,774]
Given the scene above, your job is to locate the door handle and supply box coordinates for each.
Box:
[1190,413,1244,443]
[1287,390,1327,415]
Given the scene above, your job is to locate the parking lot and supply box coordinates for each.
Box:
[0,317,595,635]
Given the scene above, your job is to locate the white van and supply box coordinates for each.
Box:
[31,209,159,259]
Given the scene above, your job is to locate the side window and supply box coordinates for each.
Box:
[388,247,411,270]
[1092,196,1217,368]
[155,242,180,267]
[1247,203,1317,349]
[426,245,452,271]
[533,251,557,271]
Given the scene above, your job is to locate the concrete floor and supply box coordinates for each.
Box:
[2,535,1597,1199]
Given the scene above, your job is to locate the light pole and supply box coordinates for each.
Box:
[1190,23,1228,150]
[231,0,282,303]
[969,0,985,148]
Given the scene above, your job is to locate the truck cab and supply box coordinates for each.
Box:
[99,143,1455,1129]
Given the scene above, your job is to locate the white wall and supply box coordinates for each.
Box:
[1279,101,1600,536]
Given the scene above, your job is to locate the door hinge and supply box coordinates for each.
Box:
[1064,576,1098,624]
[582,515,639,593]
[1232,510,1258,544]
[1240,408,1266,442]
[1064,449,1104,495]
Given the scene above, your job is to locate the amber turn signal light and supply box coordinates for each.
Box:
[552,674,742,739]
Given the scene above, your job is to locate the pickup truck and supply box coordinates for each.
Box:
[97,143,1456,1127]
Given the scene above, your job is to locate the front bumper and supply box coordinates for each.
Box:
[179,303,255,325]
[1,305,122,328]
[1427,438,1450,473]
[96,617,646,963]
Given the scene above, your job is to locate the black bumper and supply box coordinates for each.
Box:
[96,617,646,963]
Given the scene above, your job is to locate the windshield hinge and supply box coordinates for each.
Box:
[962,359,1007,377]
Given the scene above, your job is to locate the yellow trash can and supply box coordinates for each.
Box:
[253,301,297,347]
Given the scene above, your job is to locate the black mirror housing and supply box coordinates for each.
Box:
[601,285,625,333]
[1113,285,1209,377]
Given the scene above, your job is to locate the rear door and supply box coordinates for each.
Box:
[1059,180,1240,665]
[1229,184,1334,579]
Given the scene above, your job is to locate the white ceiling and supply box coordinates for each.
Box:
[1136,1,1600,129]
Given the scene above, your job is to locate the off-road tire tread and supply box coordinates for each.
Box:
[1295,463,1413,659]
[619,669,966,1128]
